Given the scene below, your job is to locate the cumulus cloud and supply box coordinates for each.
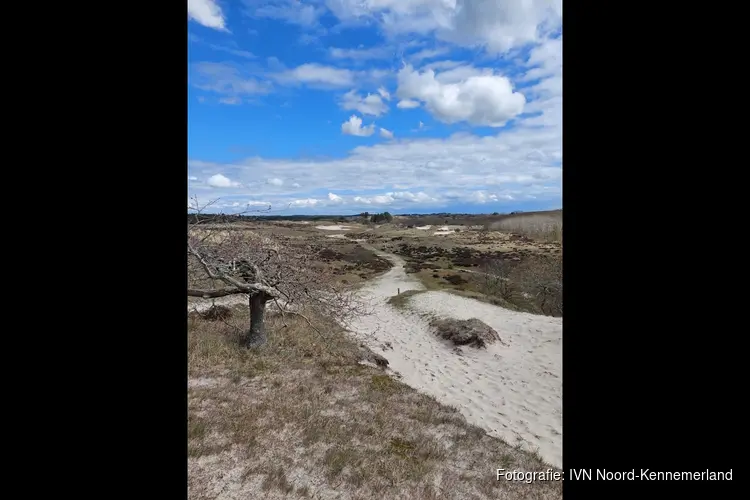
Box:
[207,173,239,188]
[447,0,562,53]
[188,0,227,31]
[397,99,420,109]
[320,0,562,54]
[340,90,389,116]
[396,64,525,126]
[341,115,375,136]
[328,192,344,203]
[379,127,394,139]
[377,87,391,100]
[267,178,284,186]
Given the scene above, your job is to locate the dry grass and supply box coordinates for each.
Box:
[491,212,562,243]
[188,304,562,500]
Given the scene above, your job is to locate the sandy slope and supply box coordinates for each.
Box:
[188,294,249,313]
[348,248,562,467]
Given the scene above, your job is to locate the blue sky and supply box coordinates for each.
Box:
[188,0,562,215]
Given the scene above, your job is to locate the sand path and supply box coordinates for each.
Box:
[348,245,562,467]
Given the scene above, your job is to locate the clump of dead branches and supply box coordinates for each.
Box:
[188,197,370,348]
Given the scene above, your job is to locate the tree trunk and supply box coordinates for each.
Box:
[244,292,270,347]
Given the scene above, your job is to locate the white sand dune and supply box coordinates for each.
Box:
[348,248,562,467]
[315,225,351,231]
[433,225,455,235]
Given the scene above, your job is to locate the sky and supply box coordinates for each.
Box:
[188,0,562,215]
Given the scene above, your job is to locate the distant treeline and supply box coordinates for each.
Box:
[187,213,360,224]
[187,209,561,224]
[188,212,477,224]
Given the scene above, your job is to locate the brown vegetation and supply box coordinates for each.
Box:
[430,318,503,349]
[187,199,369,348]
[188,304,562,500]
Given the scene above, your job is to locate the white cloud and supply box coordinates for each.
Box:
[219,96,242,105]
[191,62,272,98]
[408,47,450,62]
[341,115,375,136]
[273,63,355,88]
[290,198,320,208]
[328,192,344,203]
[251,0,325,26]
[321,0,562,54]
[187,3,562,214]
[397,99,420,109]
[354,194,395,205]
[517,36,562,132]
[521,37,562,83]
[389,191,438,203]
[379,127,394,139]
[447,0,562,53]
[396,64,525,126]
[330,46,391,60]
[188,119,562,212]
[422,60,463,72]
[189,34,256,59]
[189,176,198,181]
[207,173,239,188]
[432,64,485,84]
[188,0,227,31]
[267,178,284,186]
[340,90,389,116]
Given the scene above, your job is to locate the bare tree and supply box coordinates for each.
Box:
[514,255,562,316]
[479,259,515,302]
[187,197,367,347]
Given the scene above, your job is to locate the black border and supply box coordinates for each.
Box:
[51,1,189,494]
[563,7,735,497]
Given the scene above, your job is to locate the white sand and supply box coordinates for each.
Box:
[433,225,455,235]
[188,294,248,313]
[315,225,351,231]
[326,234,348,239]
[348,248,562,467]
[415,225,432,230]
